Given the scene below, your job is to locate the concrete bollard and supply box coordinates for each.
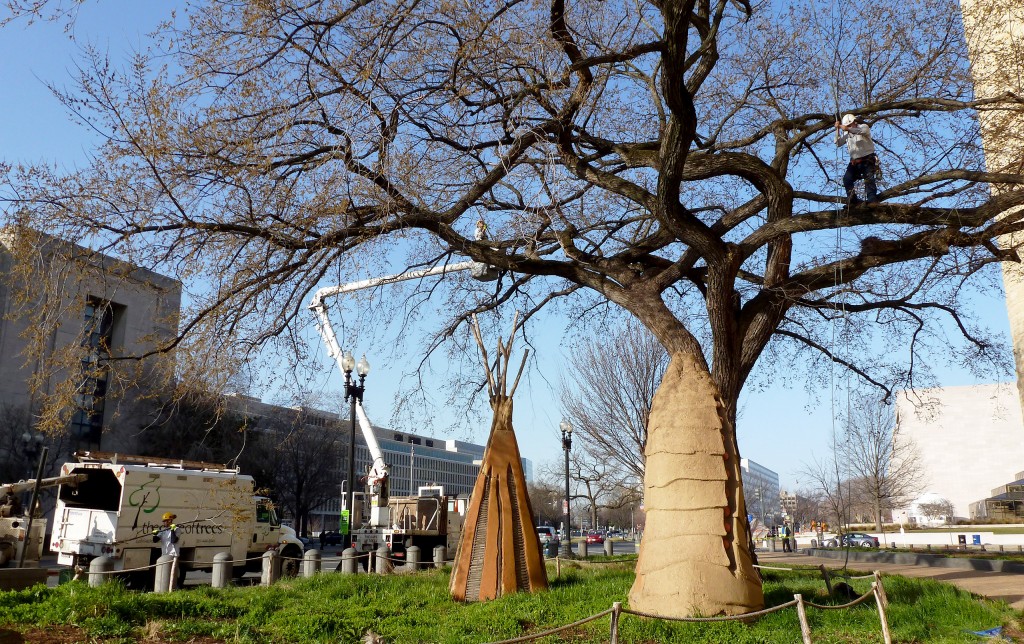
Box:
[579,540,588,558]
[433,545,446,569]
[604,539,613,557]
[339,548,359,575]
[212,552,232,589]
[261,550,279,586]
[406,545,421,571]
[303,550,321,578]
[88,555,114,588]
[153,555,174,593]
[375,546,393,575]
[810,539,817,548]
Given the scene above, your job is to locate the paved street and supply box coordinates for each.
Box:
[758,550,1024,610]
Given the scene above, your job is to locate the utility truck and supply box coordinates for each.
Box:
[51,452,304,587]
[308,263,489,562]
[0,474,86,567]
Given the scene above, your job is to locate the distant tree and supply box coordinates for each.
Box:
[918,498,956,526]
[792,488,826,529]
[541,451,638,532]
[261,408,344,536]
[841,396,923,531]
[142,390,252,467]
[800,454,850,532]
[560,321,665,485]
[527,481,564,527]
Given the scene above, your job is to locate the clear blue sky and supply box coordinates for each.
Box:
[1,2,1015,493]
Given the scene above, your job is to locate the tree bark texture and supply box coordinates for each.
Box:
[449,395,548,601]
[629,352,763,617]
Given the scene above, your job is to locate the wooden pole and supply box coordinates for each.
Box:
[794,594,813,644]
[818,564,833,595]
[610,602,621,644]
[873,571,889,610]
[872,582,893,644]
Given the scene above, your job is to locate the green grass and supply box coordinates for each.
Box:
[0,562,1020,643]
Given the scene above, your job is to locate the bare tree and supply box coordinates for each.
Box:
[539,450,639,533]
[262,409,344,537]
[4,0,1024,616]
[841,396,924,531]
[527,481,564,527]
[800,454,851,533]
[560,320,665,485]
[918,497,956,526]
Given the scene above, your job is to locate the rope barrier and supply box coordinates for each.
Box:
[64,550,893,643]
[623,599,799,623]
[484,608,615,644]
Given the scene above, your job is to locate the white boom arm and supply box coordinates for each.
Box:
[307,261,487,507]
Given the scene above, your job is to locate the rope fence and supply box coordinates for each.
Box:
[481,574,892,644]
[62,548,895,643]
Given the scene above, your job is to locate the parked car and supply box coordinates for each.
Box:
[825,532,879,548]
[319,531,345,547]
[536,526,560,548]
[585,532,604,545]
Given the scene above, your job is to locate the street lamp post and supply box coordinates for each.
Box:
[18,431,47,568]
[559,419,573,557]
[342,351,370,549]
[20,431,44,478]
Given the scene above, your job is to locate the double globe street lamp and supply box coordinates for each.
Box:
[342,351,370,548]
[559,419,573,557]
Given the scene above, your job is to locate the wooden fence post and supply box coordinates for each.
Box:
[610,602,621,644]
[794,594,813,644]
[873,571,889,610]
[818,564,833,595]
[872,582,893,644]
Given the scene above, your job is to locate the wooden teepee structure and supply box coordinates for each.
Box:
[449,315,548,601]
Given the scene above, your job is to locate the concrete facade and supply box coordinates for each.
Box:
[0,228,180,458]
[741,457,780,524]
[224,395,537,532]
[960,1,1024,409]
[893,383,1024,519]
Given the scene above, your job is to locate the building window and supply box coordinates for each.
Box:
[70,298,116,450]
[394,433,404,441]
[426,440,434,448]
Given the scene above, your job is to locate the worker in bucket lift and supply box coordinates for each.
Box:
[152,512,180,557]
[835,113,879,205]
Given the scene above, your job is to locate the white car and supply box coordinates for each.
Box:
[536,526,560,547]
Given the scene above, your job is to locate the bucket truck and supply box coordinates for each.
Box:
[308,261,493,559]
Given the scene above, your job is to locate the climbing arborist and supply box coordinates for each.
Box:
[835,113,879,205]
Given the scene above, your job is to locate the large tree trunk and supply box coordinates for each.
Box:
[629,352,763,617]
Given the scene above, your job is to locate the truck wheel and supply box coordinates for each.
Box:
[280,545,302,577]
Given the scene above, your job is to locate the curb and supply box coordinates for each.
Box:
[805,548,1024,574]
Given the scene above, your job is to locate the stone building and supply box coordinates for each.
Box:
[0,227,180,467]
[893,383,1024,519]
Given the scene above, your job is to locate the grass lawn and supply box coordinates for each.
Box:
[0,560,1021,643]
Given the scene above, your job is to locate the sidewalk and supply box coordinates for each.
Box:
[758,550,1024,610]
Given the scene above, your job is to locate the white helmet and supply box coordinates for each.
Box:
[841,114,858,126]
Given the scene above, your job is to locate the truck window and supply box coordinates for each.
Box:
[57,468,122,512]
[256,502,281,527]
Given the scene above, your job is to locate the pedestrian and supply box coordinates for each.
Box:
[152,512,180,558]
[782,522,792,552]
[835,113,880,205]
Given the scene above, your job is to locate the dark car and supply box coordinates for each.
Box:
[319,531,345,547]
[826,532,879,548]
